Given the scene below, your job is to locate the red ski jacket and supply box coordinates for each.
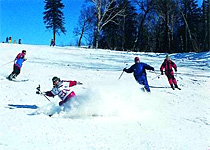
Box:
[160,59,177,75]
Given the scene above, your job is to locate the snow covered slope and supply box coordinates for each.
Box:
[0,43,210,150]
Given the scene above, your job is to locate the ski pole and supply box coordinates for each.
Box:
[36,85,51,102]
[41,92,51,102]
[1,60,14,66]
[154,70,160,79]
[118,71,124,80]
[152,73,161,80]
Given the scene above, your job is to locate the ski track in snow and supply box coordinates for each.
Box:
[0,43,210,150]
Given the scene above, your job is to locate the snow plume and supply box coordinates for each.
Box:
[35,81,154,119]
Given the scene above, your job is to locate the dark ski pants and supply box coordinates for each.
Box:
[136,76,150,92]
[11,65,21,76]
[166,73,177,85]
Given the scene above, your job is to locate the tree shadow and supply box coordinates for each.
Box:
[7,104,39,110]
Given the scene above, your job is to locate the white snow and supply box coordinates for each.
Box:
[0,43,210,150]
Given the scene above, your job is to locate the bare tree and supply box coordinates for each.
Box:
[74,6,95,47]
[176,0,199,52]
[133,0,154,51]
[87,0,126,48]
[208,0,210,51]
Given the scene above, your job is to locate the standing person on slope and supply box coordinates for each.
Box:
[43,77,82,106]
[123,57,154,92]
[8,50,27,80]
[160,55,180,90]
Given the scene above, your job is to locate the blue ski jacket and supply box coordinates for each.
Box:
[14,53,26,68]
[124,62,154,80]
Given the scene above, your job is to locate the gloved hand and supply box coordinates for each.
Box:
[123,68,126,72]
[175,68,177,72]
[161,71,164,75]
[77,81,83,85]
[152,67,154,71]
[36,91,41,94]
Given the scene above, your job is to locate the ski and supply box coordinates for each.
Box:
[175,87,181,90]
[12,79,29,82]
[6,77,29,82]
[150,85,181,90]
[149,86,171,88]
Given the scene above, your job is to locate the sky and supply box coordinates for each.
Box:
[0,0,85,46]
[0,0,203,46]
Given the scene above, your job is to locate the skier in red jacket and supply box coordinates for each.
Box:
[8,50,27,80]
[160,55,180,90]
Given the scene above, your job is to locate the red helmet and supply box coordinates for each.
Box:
[134,57,140,62]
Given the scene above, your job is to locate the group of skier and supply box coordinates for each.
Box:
[5,37,21,44]
[7,50,180,107]
[123,55,180,92]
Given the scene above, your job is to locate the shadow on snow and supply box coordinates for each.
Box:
[7,104,39,110]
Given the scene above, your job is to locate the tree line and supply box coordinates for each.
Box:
[43,0,210,53]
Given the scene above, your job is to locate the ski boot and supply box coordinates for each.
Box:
[174,84,181,90]
[8,73,16,80]
[170,84,175,90]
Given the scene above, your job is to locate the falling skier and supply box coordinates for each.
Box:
[160,55,181,90]
[41,76,83,106]
[8,50,27,80]
[123,57,154,92]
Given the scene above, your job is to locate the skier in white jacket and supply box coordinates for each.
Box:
[44,76,82,106]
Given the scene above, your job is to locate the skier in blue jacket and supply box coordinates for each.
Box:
[123,57,154,92]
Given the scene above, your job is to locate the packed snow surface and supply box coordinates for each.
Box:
[0,43,210,150]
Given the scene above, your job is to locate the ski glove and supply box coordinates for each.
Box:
[36,91,41,94]
[123,68,126,72]
[175,68,177,72]
[77,81,83,85]
[161,71,164,75]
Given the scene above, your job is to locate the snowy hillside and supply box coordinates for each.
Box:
[0,43,210,150]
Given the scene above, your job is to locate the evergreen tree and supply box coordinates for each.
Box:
[43,0,66,44]
[203,0,210,51]
[122,0,137,51]
[202,0,208,51]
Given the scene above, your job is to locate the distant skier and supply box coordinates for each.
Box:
[6,37,9,43]
[123,57,154,92]
[160,55,180,90]
[43,76,82,106]
[8,50,27,80]
[50,39,55,47]
[9,36,12,43]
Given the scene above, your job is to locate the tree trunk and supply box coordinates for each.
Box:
[78,23,85,47]
[53,29,56,45]
[184,1,188,52]
[208,0,210,51]
[95,1,101,49]
[164,0,170,53]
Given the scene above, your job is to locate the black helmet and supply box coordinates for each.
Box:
[52,76,60,83]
